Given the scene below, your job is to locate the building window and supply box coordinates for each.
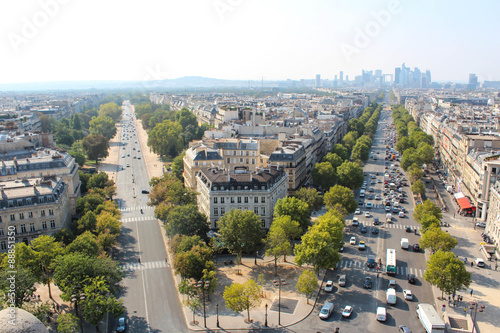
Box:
[244,197,248,203]
[252,159,256,164]
[0,216,2,223]
[0,241,6,251]
[10,214,15,221]
[213,197,218,204]
[220,207,225,215]
[49,209,54,216]
[8,201,13,208]
[20,224,26,234]
[230,197,235,203]
[50,220,56,229]
[214,208,219,216]
[42,221,47,230]
[28,212,33,218]
[254,207,259,214]
[227,158,230,163]
[19,213,24,220]
[261,197,266,203]
[261,207,266,215]
[261,220,266,228]
[41,210,45,217]
[237,197,242,203]
[221,197,225,204]
[0,229,3,236]
[29,223,35,232]
[39,197,45,203]
[254,197,258,203]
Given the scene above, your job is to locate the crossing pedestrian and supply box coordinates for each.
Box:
[470,289,473,296]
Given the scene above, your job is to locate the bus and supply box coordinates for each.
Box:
[386,249,396,276]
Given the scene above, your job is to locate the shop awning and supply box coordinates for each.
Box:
[457,197,473,210]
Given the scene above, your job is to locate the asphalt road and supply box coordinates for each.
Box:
[296,105,435,333]
[113,104,187,333]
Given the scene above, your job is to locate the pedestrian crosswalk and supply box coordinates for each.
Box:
[120,260,169,272]
[354,220,419,232]
[121,216,157,223]
[119,206,151,212]
[336,260,425,278]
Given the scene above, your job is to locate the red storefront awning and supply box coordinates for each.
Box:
[457,197,473,210]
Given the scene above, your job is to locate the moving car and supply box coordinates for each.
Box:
[364,211,370,218]
[366,202,373,208]
[408,274,416,284]
[371,227,379,234]
[475,258,485,267]
[117,317,127,332]
[325,280,334,292]
[342,305,353,318]
[350,237,356,245]
[355,208,361,215]
[141,189,150,194]
[403,289,413,301]
[358,240,366,250]
[399,325,412,333]
[373,216,380,224]
[388,280,396,289]
[376,307,386,321]
[360,226,367,234]
[363,276,372,289]
[413,244,421,252]
[352,217,359,226]
[338,274,346,287]
[476,222,486,228]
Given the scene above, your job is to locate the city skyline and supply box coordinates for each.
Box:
[1,0,499,85]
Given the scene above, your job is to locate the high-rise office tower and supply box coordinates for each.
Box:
[468,74,478,89]
[316,74,321,87]
[395,67,401,85]
[340,71,344,83]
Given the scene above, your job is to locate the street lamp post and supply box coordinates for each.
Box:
[216,303,219,328]
[265,303,268,327]
[197,280,210,328]
[71,288,86,332]
[278,278,281,326]
[469,302,485,333]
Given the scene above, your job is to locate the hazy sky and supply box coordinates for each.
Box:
[1,0,499,84]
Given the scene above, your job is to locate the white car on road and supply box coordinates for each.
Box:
[350,237,356,245]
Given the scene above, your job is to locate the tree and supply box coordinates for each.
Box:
[162,204,209,240]
[265,226,291,276]
[218,209,263,263]
[0,266,37,307]
[171,235,205,254]
[98,102,121,121]
[312,162,336,191]
[336,161,364,190]
[82,135,109,164]
[417,142,435,165]
[223,279,261,322]
[424,250,472,298]
[414,199,442,223]
[87,172,110,190]
[294,187,323,213]
[316,209,344,250]
[173,245,214,280]
[351,142,370,162]
[342,131,358,152]
[149,173,196,206]
[408,165,423,183]
[147,120,184,157]
[331,144,349,161]
[322,152,343,170]
[420,226,458,253]
[66,231,99,257]
[294,224,341,274]
[175,108,198,129]
[183,297,202,325]
[57,313,79,333]
[396,136,411,154]
[39,115,51,132]
[52,253,123,301]
[69,150,86,166]
[81,276,124,332]
[419,214,441,230]
[411,179,426,196]
[171,153,185,181]
[273,197,310,234]
[89,116,117,140]
[295,270,318,304]
[324,185,357,214]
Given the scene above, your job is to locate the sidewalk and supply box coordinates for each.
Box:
[423,168,499,333]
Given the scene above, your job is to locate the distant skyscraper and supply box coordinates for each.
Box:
[346,75,349,81]
[316,74,321,87]
[426,70,431,84]
[395,67,401,85]
[340,71,344,83]
[468,74,478,89]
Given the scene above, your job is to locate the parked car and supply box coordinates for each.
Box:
[403,289,413,301]
[476,222,487,228]
[475,258,485,267]
[399,325,412,333]
[342,305,353,318]
[407,274,416,284]
[319,302,334,320]
[338,274,346,287]
[325,280,334,292]
[350,237,356,245]
[413,244,421,252]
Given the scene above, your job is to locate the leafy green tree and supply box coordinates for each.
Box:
[342,131,358,153]
[324,185,357,214]
[322,152,343,170]
[81,276,124,332]
[351,142,370,162]
[295,270,318,304]
[396,136,411,154]
[78,171,91,193]
[336,161,364,190]
[424,250,472,298]
[273,197,310,233]
[82,135,109,164]
[294,187,323,213]
[419,214,441,230]
[98,102,121,121]
[149,173,196,206]
[265,225,291,276]
[294,224,341,274]
[312,162,336,190]
[417,142,435,165]
[272,215,301,244]
[420,226,458,254]
[87,172,111,190]
[39,115,51,132]
[69,150,86,166]
[408,165,423,183]
[162,204,209,240]
[411,179,426,196]
[414,199,442,223]
[223,279,261,322]
[316,209,344,250]
[66,231,99,257]
[171,153,185,181]
[89,116,117,140]
[184,297,202,325]
[175,108,198,130]
[218,209,263,263]
[331,144,349,161]
[0,266,37,307]
[56,313,79,333]
[171,235,205,254]
[173,245,214,280]
[148,120,184,157]
[52,253,123,301]
[76,210,98,233]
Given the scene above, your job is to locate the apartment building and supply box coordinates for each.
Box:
[0,176,71,252]
[183,144,223,190]
[196,166,288,229]
[268,144,307,193]
[485,180,500,255]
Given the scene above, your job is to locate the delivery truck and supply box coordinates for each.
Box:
[416,303,445,333]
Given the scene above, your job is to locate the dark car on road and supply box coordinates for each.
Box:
[413,244,421,252]
[363,277,373,289]
[360,225,367,233]
[408,274,416,284]
[141,189,150,194]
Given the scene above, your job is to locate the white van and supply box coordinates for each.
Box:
[376,307,387,321]
[386,288,397,305]
[360,190,365,198]
[319,302,334,320]
[401,238,409,250]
